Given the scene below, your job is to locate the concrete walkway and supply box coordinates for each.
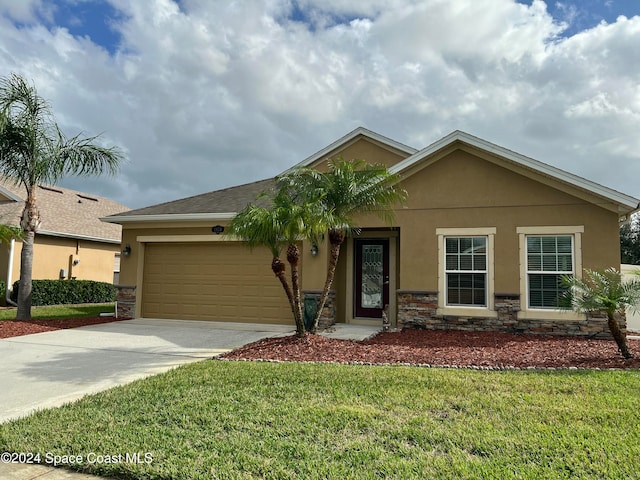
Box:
[0,318,380,480]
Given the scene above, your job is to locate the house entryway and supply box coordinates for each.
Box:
[354,238,389,319]
[343,231,398,325]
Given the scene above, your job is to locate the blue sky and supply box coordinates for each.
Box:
[45,1,640,53]
[0,0,639,209]
[520,0,640,35]
[45,0,124,55]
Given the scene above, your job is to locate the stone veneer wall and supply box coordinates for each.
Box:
[303,290,336,330]
[115,285,136,319]
[396,291,626,339]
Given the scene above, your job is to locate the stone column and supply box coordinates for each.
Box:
[494,293,520,331]
[115,285,136,319]
[396,291,439,329]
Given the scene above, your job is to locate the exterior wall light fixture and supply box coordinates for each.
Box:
[122,244,132,257]
[310,244,319,257]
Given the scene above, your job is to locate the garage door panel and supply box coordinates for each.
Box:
[142,242,293,324]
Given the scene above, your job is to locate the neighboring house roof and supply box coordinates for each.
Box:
[0,178,130,243]
[103,128,640,224]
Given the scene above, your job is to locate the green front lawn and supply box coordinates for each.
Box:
[0,303,114,321]
[1,361,639,479]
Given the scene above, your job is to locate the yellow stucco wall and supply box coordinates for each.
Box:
[3,236,120,286]
[394,148,621,291]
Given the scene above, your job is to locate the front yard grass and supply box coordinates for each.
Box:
[0,303,114,320]
[1,361,639,479]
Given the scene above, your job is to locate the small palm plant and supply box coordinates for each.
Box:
[562,268,640,359]
[279,157,407,332]
[229,188,325,337]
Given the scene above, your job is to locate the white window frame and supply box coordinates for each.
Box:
[437,227,496,318]
[517,226,585,320]
[444,236,488,307]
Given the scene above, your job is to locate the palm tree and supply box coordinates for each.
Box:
[562,268,640,359]
[229,188,323,337]
[0,73,123,320]
[279,157,407,333]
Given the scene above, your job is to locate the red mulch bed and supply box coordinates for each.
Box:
[222,329,640,370]
[3,316,639,369]
[0,316,127,339]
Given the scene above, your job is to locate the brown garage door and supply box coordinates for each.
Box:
[141,242,293,324]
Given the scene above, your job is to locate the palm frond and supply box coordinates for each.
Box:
[229,204,285,258]
[276,155,407,239]
[0,73,123,190]
[0,223,23,244]
[562,268,640,315]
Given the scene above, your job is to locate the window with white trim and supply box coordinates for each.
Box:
[526,235,573,309]
[445,236,487,306]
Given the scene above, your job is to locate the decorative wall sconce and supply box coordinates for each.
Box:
[310,244,319,257]
[122,244,132,257]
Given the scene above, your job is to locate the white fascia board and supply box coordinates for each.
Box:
[391,130,640,211]
[100,212,237,224]
[0,184,23,202]
[37,229,121,244]
[285,127,418,172]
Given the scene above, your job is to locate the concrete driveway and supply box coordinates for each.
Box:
[0,318,380,424]
[0,318,296,423]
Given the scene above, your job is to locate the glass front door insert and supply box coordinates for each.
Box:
[354,238,389,318]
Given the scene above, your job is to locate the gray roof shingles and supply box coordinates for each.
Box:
[0,178,129,242]
[108,178,275,217]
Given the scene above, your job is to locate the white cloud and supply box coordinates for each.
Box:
[0,0,52,23]
[0,0,639,209]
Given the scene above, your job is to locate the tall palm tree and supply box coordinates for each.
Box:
[279,157,407,333]
[229,189,324,337]
[0,73,123,320]
[562,268,640,359]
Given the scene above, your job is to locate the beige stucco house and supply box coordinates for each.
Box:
[0,178,129,303]
[104,128,639,337]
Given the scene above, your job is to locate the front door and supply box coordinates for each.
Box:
[354,238,389,318]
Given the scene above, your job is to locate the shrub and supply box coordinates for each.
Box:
[10,280,116,306]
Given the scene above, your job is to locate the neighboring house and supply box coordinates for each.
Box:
[0,178,129,303]
[621,264,640,333]
[104,128,639,337]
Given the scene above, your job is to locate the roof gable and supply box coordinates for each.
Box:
[290,127,418,170]
[390,130,639,214]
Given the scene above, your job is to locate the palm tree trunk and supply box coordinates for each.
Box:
[286,243,304,334]
[607,312,633,359]
[16,191,40,321]
[272,257,305,337]
[311,229,345,333]
[16,230,34,320]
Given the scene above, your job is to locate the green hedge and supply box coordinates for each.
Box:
[10,280,116,306]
